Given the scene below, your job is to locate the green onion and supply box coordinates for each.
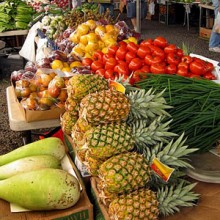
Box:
[137,74,220,152]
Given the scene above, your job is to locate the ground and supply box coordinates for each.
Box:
[0,16,220,155]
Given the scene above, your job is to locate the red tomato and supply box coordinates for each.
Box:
[127,42,138,54]
[203,72,216,80]
[176,48,184,58]
[116,46,127,60]
[153,36,168,49]
[164,44,177,54]
[188,73,201,79]
[141,65,150,73]
[118,41,127,48]
[102,53,113,64]
[105,57,117,70]
[140,38,154,47]
[137,46,151,58]
[82,57,93,66]
[177,66,188,77]
[189,61,206,75]
[150,62,166,74]
[125,51,136,63]
[145,54,163,66]
[152,47,165,60]
[205,62,214,73]
[166,64,177,74]
[166,53,181,66]
[104,69,118,80]
[181,55,193,64]
[128,58,143,71]
[178,62,189,70]
[130,72,140,85]
[114,63,130,76]
[95,68,105,77]
[91,60,104,72]
[108,45,119,55]
[93,51,104,61]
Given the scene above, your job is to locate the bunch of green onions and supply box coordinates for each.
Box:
[137,74,220,152]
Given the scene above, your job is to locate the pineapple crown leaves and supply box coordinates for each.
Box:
[157,133,198,169]
[157,180,199,216]
[130,117,177,152]
[127,88,172,122]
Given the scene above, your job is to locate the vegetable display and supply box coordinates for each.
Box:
[0,137,65,165]
[0,155,61,179]
[0,0,35,32]
[0,168,80,210]
[137,74,220,152]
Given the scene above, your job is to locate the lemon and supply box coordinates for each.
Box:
[128,36,138,44]
[86,19,97,30]
[95,25,106,37]
[62,67,71,72]
[80,35,88,45]
[51,60,64,70]
[71,46,85,58]
[70,61,83,68]
[77,23,90,36]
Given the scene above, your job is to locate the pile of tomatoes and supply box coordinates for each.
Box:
[81,36,216,84]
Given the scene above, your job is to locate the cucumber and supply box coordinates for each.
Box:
[0,137,66,166]
[0,168,80,210]
[0,155,61,179]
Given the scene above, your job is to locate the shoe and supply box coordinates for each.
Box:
[209,47,220,53]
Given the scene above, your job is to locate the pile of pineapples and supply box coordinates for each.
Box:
[61,73,199,219]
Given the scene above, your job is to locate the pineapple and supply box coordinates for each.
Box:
[98,152,150,195]
[65,97,79,117]
[67,74,109,100]
[83,117,176,161]
[108,181,199,220]
[79,89,130,124]
[98,135,197,197]
[79,88,171,125]
[60,111,78,135]
[84,151,105,176]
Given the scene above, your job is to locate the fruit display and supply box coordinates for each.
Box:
[0,0,35,32]
[60,70,199,218]
[0,137,81,210]
[7,7,220,217]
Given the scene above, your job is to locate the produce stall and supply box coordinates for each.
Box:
[1,0,220,219]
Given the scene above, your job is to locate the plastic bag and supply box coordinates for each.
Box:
[214,12,220,34]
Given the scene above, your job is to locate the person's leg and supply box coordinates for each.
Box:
[127,2,137,30]
[209,0,220,51]
[99,4,105,15]
[108,4,114,17]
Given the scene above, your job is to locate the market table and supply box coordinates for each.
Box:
[6,86,61,144]
[160,1,200,30]
[0,30,28,48]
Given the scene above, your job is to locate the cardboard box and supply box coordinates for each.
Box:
[199,27,212,40]
[12,86,65,122]
[0,155,93,220]
[90,176,220,220]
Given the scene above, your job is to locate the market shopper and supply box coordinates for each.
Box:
[126,0,147,32]
[209,0,220,53]
[99,2,115,18]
